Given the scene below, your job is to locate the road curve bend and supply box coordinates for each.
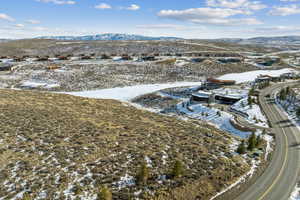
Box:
[235,82,300,200]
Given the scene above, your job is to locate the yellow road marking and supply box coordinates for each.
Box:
[258,89,289,200]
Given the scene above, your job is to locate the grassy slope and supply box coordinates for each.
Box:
[0,90,248,199]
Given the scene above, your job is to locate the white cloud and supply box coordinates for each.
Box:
[269,5,300,16]
[26,19,41,24]
[157,7,262,26]
[206,0,267,10]
[36,0,76,5]
[95,3,112,9]
[15,24,25,28]
[0,13,15,22]
[126,4,140,11]
[120,4,140,11]
[137,24,189,30]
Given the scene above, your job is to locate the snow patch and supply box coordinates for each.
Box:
[177,101,251,138]
[64,82,202,101]
[218,68,296,84]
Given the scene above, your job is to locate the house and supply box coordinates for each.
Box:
[183,51,242,58]
[206,78,236,86]
[191,91,212,102]
[13,57,25,62]
[141,56,156,61]
[36,57,49,62]
[280,72,298,79]
[47,64,61,70]
[191,58,206,63]
[0,63,13,71]
[101,54,111,59]
[202,78,236,90]
[57,56,68,60]
[256,56,281,67]
[255,75,282,83]
[215,94,242,105]
[81,55,92,60]
[191,90,243,105]
[218,58,242,64]
[255,76,271,83]
[113,57,123,62]
[121,55,132,60]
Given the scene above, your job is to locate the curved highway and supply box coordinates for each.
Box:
[235,82,300,200]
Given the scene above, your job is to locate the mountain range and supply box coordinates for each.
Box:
[37,33,181,41]
[214,36,300,46]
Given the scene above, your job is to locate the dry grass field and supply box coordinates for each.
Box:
[0,89,249,200]
[0,39,277,57]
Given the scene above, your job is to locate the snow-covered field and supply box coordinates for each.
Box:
[290,184,300,200]
[65,82,202,101]
[21,80,60,89]
[177,101,251,138]
[218,68,297,83]
[231,98,269,128]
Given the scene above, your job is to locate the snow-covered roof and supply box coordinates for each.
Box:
[192,91,212,98]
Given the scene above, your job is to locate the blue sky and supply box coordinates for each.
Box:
[1,0,300,39]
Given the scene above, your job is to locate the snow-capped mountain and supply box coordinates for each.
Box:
[37,33,181,41]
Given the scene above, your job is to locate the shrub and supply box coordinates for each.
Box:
[237,140,246,154]
[98,186,112,200]
[247,133,257,151]
[171,160,184,178]
[256,135,262,147]
[136,162,150,185]
[297,107,300,118]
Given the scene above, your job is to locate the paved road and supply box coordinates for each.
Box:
[235,82,300,200]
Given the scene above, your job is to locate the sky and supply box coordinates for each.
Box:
[1,0,300,39]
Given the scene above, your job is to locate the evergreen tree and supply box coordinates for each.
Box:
[98,186,112,200]
[248,96,252,106]
[256,135,262,147]
[237,140,246,154]
[171,160,184,178]
[297,107,300,119]
[22,193,32,200]
[279,89,287,101]
[286,87,290,96]
[247,133,257,151]
[249,87,255,96]
[136,162,149,185]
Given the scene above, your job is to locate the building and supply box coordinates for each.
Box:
[191,91,243,105]
[191,91,212,102]
[183,51,242,58]
[0,63,13,71]
[191,58,206,63]
[141,56,156,61]
[280,72,298,79]
[218,58,242,64]
[255,75,282,83]
[200,78,236,90]
[215,94,242,105]
[256,56,281,67]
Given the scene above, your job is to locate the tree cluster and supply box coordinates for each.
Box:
[237,133,263,154]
